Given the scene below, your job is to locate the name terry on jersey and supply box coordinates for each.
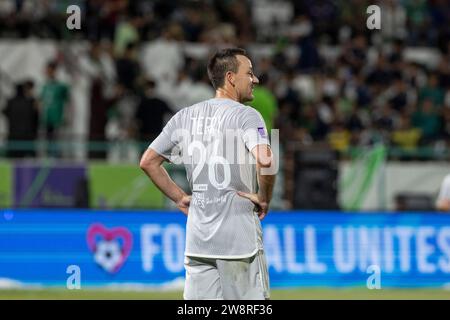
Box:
[190,116,220,136]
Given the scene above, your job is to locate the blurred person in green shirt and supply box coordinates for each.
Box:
[247,74,277,133]
[114,14,141,57]
[412,98,441,143]
[418,73,445,107]
[40,61,70,152]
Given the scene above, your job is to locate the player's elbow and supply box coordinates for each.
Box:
[253,145,274,168]
[257,155,273,168]
[139,157,150,171]
[139,149,156,171]
[140,148,165,174]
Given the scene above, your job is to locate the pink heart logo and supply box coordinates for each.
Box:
[86,223,133,273]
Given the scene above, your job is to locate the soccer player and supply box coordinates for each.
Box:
[436,174,450,211]
[140,48,276,299]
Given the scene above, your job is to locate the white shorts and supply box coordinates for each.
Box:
[183,250,270,300]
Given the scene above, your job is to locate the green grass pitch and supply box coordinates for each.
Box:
[1,288,449,300]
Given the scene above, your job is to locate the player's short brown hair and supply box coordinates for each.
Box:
[207,48,248,90]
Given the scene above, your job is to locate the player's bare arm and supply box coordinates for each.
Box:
[238,144,276,220]
[139,148,191,215]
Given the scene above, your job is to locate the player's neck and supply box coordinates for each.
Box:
[215,87,240,103]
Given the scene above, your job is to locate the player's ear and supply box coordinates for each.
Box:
[226,71,235,87]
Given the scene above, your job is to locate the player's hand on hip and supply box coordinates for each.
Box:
[237,191,269,220]
[176,195,191,216]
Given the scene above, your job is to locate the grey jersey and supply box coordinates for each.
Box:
[149,97,270,258]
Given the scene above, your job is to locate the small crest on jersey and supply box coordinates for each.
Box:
[258,127,267,138]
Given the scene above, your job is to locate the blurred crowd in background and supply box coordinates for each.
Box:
[0,0,449,161]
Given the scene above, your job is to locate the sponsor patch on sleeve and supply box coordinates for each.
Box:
[257,127,267,138]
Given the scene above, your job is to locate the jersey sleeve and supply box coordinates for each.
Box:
[148,111,182,162]
[240,107,270,152]
[437,175,450,202]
